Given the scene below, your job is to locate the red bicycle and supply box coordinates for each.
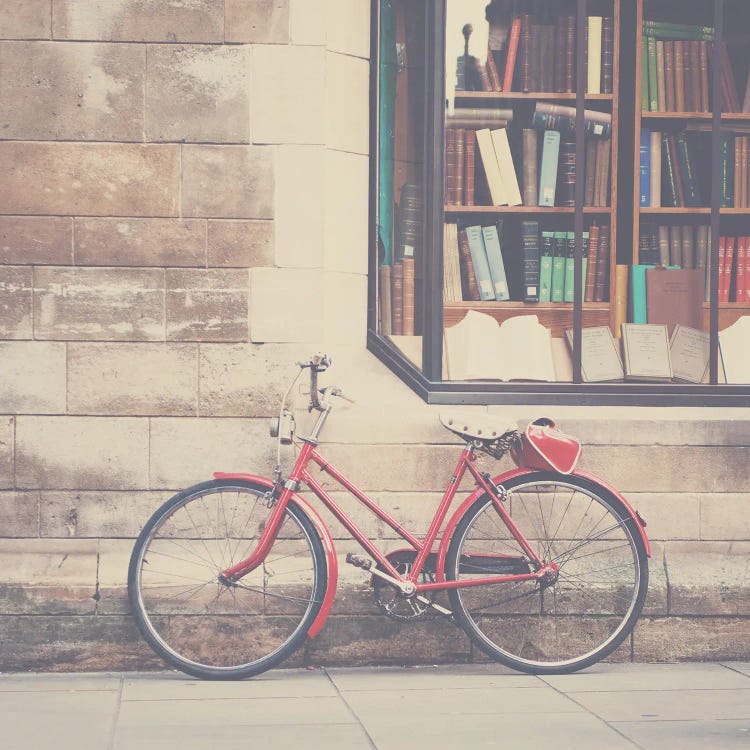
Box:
[128,355,650,679]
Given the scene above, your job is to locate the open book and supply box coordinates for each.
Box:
[444,310,556,381]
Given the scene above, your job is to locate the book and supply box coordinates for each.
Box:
[681,224,695,268]
[502,16,522,92]
[521,220,540,303]
[442,223,463,303]
[669,224,682,266]
[641,38,649,112]
[564,15,575,92]
[614,264,628,337]
[646,267,704,335]
[647,35,658,111]
[601,16,614,95]
[565,326,624,382]
[719,316,750,383]
[457,228,480,301]
[538,130,561,207]
[663,40,675,112]
[475,128,508,206]
[658,224,670,266]
[402,257,415,336]
[737,236,747,304]
[584,222,600,303]
[454,128,465,205]
[587,16,602,95]
[594,138,611,207]
[550,231,566,303]
[532,102,612,138]
[465,224,496,301]
[445,128,458,204]
[584,138,597,206]
[379,264,392,336]
[621,323,673,382]
[490,128,522,206]
[673,39,685,112]
[670,325,710,383]
[661,131,679,207]
[481,223,510,301]
[562,231,576,303]
[391,261,404,335]
[484,45,502,92]
[558,138,576,207]
[642,21,714,41]
[675,132,702,207]
[520,13,532,93]
[649,130,661,207]
[539,231,554,303]
[594,223,610,302]
[464,129,476,205]
[522,128,538,206]
[639,129,650,206]
[655,39,666,112]
[444,310,555,382]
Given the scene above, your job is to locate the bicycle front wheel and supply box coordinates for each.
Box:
[128,479,328,680]
[446,472,648,674]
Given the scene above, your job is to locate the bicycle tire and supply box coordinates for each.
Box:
[128,478,328,680]
[446,471,648,674]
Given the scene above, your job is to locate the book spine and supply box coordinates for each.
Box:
[379,264,392,335]
[550,231,566,302]
[584,138,597,206]
[680,224,694,268]
[554,14,566,94]
[485,45,503,92]
[502,16,522,93]
[641,38,650,112]
[642,21,715,40]
[682,40,694,113]
[601,16,614,95]
[664,40,675,112]
[587,16,602,95]
[454,128,465,205]
[630,265,648,324]
[699,40,709,112]
[558,137,576,208]
[481,223,510,301]
[457,228,480,301]
[522,128,538,206]
[614,264,629,337]
[541,24,555,93]
[639,128,650,207]
[491,128,522,206]
[520,14,532,92]
[675,132,700,206]
[528,22,540,93]
[563,231,576,303]
[445,128,457,205]
[720,132,734,207]
[476,128,508,206]
[595,138,611,207]
[667,133,685,207]
[649,130,662,207]
[534,101,612,123]
[688,41,702,112]
[584,223,600,302]
[718,235,727,302]
[673,40,685,112]
[538,130,561,206]
[658,224,671,266]
[521,220,540,302]
[647,35,658,111]
[401,257,415,335]
[661,132,679,207]
[465,224,496,301]
[539,231,554,302]
[442,223,460,304]
[565,15,575,93]
[656,40,666,112]
[738,236,747,303]
[594,223,610,302]
[463,129,476,206]
[391,261,404,335]
[474,57,493,92]
[668,224,682,267]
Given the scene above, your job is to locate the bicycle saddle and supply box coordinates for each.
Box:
[439,413,518,441]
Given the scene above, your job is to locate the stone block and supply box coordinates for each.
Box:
[67,343,198,416]
[642,542,668,616]
[665,542,750,615]
[33,267,165,341]
[0,539,98,614]
[0,417,12,489]
[198,342,301,416]
[52,0,224,42]
[0,491,39,537]
[248,268,324,343]
[0,142,180,216]
[0,0,50,39]
[0,342,66,413]
[207,220,273,267]
[700,494,750,540]
[0,41,145,141]
[96,539,137,614]
[624,492,700,541]
[325,0,371,58]
[40,491,169,538]
[181,145,274,219]
[289,0,326,45]
[0,266,32,338]
[324,150,369,275]
[251,45,325,144]
[0,217,73,265]
[146,44,251,143]
[149,417,276,488]
[15,416,149,490]
[166,268,248,342]
[633,617,750,662]
[326,52,369,155]
[75,218,205,267]
[323,272,367,347]
[225,0,289,43]
[275,146,325,269]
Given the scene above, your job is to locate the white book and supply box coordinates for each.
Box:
[444,310,556,382]
[587,16,603,95]
[475,128,508,206]
[490,128,522,206]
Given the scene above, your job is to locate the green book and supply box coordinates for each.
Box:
[539,231,554,303]
[563,232,575,303]
[720,133,734,208]
[551,231,566,302]
[647,36,658,111]
[641,38,649,112]
[481,223,510,301]
[642,21,714,41]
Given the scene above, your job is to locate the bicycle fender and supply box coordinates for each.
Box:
[435,467,651,581]
[213,472,338,639]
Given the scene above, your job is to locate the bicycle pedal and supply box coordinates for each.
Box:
[345,553,372,570]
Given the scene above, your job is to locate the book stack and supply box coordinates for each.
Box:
[718,235,749,303]
[641,21,713,113]
[638,222,709,270]
[390,184,422,336]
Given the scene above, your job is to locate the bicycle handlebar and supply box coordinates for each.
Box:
[296,354,353,411]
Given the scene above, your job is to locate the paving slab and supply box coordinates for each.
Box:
[613,719,750,750]
[0,672,122,692]
[723,661,750,677]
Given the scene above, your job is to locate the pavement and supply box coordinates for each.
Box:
[0,663,749,750]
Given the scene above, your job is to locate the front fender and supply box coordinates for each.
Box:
[213,472,337,639]
[435,467,651,581]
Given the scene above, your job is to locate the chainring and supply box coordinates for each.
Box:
[372,549,436,621]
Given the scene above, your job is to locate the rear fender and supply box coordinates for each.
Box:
[213,472,337,639]
[435,467,651,581]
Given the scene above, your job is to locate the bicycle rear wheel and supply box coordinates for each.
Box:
[128,478,327,680]
[446,472,648,674]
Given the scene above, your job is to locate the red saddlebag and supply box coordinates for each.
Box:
[511,418,582,474]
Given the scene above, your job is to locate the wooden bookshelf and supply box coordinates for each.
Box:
[633,0,750,332]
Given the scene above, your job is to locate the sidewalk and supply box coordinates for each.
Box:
[1,663,748,750]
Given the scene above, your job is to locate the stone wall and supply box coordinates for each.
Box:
[0,1,749,671]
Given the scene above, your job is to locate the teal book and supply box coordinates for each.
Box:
[521,220,540,302]
[551,231,566,302]
[538,130,561,207]
[481,223,510,301]
[539,231,554,302]
[464,224,496,301]
[720,133,734,208]
[563,232,576,302]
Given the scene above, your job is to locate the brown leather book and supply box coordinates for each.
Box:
[521,16,533,92]
[655,40,666,112]
[663,41,675,112]
[688,41,701,112]
[485,45,502,92]
[673,40,685,112]
[401,257,415,336]
[542,24,555,93]
[565,16,575,93]
[594,223,611,302]
[463,129,476,206]
[601,16,614,95]
[522,128,538,206]
[682,41,694,113]
[596,138,611,207]
[558,138,576,207]
[391,262,404,335]
[584,138,597,206]
[444,128,457,205]
[474,57,493,92]
[455,128,465,205]
[699,41,709,113]
[379,264,392,335]
[457,228,481,301]
[584,222,600,303]
[554,15,567,93]
[646,267,704,335]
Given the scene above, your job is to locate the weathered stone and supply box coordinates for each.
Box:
[149,417,275,488]
[198,342,301,416]
[323,271,367,347]
[701,494,750,540]
[633,617,750,661]
[15,416,150,490]
[95,539,136,614]
[52,0,224,43]
[33,267,165,341]
[225,0,289,43]
[0,491,39,537]
[0,417,12,489]
[181,145,274,219]
[146,44,251,143]
[248,268,324,343]
[0,342,66,413]
[289,0,326,45]
[642,543,668,616]
[40,491,168,538]
[326,52,369,155]
[326,0,371,58]
[665,542,750,615]
[0,216,73,265]
[624,493,700,541]
[166,269,248,342]
[0,0,50,39]
[0,266,32,338]
[0,142,180,216]
[207,220,273,267]
[67,343,198,416]
[0,41,145,141]
[75,218,205,267]
[251,46,325,145]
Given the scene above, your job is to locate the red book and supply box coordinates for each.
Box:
[503,17,522,92]
[463,129,476,206]
[726,236,736,302]
[718,235,727,302]
[736,236,747,304]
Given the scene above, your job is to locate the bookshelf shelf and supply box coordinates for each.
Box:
[454,92,613,102]
[641,112,750,120]
[444,206,613,214]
